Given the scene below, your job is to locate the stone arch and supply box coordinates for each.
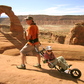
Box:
[0,5,23,39]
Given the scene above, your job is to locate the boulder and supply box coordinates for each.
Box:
[65,22,84,45]
[56,36,66,44]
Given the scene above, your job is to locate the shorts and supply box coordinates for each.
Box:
[20,43,39,56]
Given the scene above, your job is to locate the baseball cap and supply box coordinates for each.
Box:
[46,46,52,50]
[24,16,33,20]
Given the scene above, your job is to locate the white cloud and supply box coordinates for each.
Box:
[41,5,84,15]
[64,6,84,15]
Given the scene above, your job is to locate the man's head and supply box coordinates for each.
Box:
[25,16,33,25]
[25,16,33,20]
[46,46,52,54]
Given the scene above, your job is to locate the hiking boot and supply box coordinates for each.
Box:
[60,68,65,72]
[64,69,70,74]
[17,64,26,69]
[69,64,72,68]
[33,64,41,68]
[64,67,71,74]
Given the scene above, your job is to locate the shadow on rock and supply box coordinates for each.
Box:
[0,82,6,84]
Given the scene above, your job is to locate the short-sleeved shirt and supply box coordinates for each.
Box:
[27,25,40,45]
[44,52,56,60]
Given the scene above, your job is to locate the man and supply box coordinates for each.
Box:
[43,46,71,73]
[17,16,41,69]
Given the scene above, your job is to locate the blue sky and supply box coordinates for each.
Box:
[0,0,84,16]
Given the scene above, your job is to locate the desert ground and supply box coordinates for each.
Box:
[0,54,84,84]
[0,24,84,84]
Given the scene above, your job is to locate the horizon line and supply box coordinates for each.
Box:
[0,14,84,18]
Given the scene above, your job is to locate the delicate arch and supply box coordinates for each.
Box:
[0,5,23,39]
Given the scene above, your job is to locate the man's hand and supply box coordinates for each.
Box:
[23,31,27,40]
[23,30,31,41]
[43,60,48,63]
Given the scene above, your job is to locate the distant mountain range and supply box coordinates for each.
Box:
[0,15,84,25]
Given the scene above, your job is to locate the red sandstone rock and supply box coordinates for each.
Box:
[0,5,24,39]
[65,22,84,45]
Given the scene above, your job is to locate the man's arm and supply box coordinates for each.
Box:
[26,33,31,40]
[26,27,32,40]
[43,53,49,63]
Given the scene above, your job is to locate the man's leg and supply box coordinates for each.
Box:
[33,54,41,68]
[33,44,41,68]
[17,53,26,69]
[36,54,41,65]
[17,44,33,69]
[60,56,69,66]
[21,53,26,64]
[57,56,69,70]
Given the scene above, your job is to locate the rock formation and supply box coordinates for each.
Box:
[0,5,23,39]
[65,22,84,45]
[39,31,66,44]
[56,36,66,44]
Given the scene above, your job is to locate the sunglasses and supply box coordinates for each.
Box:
[47,50,52,52]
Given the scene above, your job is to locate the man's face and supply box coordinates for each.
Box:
[47,50,52,55]
[26,20,32,25]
